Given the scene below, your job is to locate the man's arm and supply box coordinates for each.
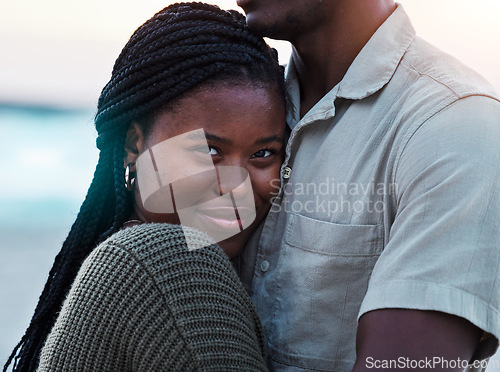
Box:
[353,309,482,371]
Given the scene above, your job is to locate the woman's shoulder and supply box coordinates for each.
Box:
[100,223,222,266]
[104,222,215,252]
[96,223,235,291]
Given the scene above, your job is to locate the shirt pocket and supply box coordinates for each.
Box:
[285,212,383,256]
[269,213,383,370]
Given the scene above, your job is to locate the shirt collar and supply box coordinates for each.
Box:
[285,3,416,113]
[337,4,416,100]
[285,58,340,128]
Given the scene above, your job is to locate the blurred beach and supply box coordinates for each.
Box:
[0,105,98,365]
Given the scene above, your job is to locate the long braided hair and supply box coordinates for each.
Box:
[4,3,285,371]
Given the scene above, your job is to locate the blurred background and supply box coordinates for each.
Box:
[1,0,499,369]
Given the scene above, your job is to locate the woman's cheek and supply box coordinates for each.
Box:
[253,165,282,204]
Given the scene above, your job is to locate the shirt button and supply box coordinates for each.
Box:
[282,166,292,179]
[260,260,270,272]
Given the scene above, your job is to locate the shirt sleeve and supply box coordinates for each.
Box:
[359,95,500,360]
[37,241,197,371]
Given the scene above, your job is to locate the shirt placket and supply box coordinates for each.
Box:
[250,91,339,297]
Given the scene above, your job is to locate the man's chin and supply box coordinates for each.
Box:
[245,14,284,39]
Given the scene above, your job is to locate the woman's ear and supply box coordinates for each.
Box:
[124,122,145,170]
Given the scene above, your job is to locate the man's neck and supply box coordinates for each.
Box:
[291,0,397,117]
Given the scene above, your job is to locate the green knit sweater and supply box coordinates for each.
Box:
[38,223,267,371]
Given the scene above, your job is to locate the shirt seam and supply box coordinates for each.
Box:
[366,279,496,305]
[402,56,461,98]
[391,94,499,207]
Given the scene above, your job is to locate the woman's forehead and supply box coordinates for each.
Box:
[145,83,285,142]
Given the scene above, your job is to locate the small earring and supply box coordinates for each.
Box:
[125,163,136,191]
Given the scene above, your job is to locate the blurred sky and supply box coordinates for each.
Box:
[0,0,499,108]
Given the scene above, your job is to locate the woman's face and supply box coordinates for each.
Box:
[131,83,285,257]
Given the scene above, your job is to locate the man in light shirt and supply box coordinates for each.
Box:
[236,0,500,370]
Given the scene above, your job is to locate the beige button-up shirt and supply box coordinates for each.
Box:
[240,5,500,371]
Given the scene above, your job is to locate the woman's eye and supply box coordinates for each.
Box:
[193,145,219,156]
[252,149,273,158]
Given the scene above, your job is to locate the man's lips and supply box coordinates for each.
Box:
[236,0,252,10]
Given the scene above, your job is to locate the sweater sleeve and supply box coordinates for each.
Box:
[38,239,197,371]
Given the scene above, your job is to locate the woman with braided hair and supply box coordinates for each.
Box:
[4,3,286,371]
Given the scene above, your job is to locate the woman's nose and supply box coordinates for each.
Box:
[216,166,250,196]
[217,165,256,229]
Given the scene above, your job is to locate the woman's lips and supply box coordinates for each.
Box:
[196,207,255,232]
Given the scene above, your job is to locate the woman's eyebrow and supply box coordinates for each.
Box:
[204,132,284,146]
[253,135,284,146]
[204,132,232,144]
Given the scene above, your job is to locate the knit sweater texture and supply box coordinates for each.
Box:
[38,223,267,371]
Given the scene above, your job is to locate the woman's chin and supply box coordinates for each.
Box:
[217,233,249,259]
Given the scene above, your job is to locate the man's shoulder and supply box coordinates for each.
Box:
[398,36,498,101]
[381,36,500,140]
